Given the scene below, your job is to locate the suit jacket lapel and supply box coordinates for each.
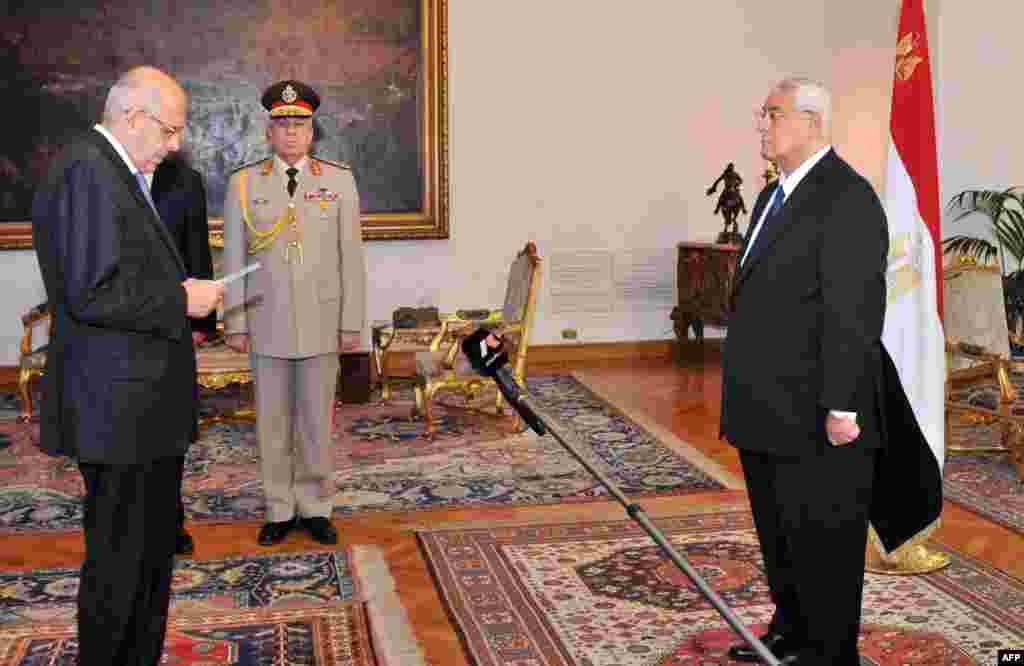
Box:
[732,184,778,291]
[736,185,774,261]
[733,149,837,293]
[87,131,188,277]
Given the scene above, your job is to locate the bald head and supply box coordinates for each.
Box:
[103,67,184,125]
[102,66,188,173]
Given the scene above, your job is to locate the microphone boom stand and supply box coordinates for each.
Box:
[460,328,780,665]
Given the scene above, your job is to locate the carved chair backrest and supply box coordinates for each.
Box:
[502,242,541,378]
[944,261,1010,365]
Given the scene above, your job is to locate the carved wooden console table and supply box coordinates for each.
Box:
[671,241,740,351]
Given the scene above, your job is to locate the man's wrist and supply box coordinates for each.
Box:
[829,409,857,421]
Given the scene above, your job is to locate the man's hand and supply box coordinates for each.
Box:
[339,332,361,352]
[191,331,208,346]
[225,334,249,353]
[825,413,860,447]
[182,278,224,319]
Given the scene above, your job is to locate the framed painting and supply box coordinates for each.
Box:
[0,0,448,250]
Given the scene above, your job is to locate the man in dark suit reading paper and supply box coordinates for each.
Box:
[32,66,224,665]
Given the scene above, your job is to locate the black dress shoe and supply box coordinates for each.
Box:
[175,527,195,556]
[300,516,338,544]
[258,518,296,546]
[726,631,799,663]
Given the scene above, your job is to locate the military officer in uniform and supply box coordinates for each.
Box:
[222,80,367,546]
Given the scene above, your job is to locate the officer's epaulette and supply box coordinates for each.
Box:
[311,157,351,171]
[230,158,272,175]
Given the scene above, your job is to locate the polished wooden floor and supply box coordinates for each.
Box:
[1,355,1020,665]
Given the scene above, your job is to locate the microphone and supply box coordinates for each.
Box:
[458,326,778,662]
[460,328,547,435]
[456,325,780,665]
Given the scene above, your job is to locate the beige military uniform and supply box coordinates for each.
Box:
[223,154,366,522]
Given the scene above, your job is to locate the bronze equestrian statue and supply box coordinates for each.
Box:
[706,163,747,245]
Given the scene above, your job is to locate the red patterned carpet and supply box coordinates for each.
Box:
[418,510,1024,665]
[0,546,422,666]
[0,376,736,533]
[0,605,374,666]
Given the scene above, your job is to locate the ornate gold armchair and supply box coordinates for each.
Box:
[379,242,540,437]
[15,229,256,423]
[943,257,1024,479]
[16,302,50,422]
[15,304,253,424]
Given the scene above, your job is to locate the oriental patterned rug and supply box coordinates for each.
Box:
[0,375,736,534]
[418,510,1024,666]
[0,546,422,666]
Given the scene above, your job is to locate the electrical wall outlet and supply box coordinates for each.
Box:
[561,328,578,340]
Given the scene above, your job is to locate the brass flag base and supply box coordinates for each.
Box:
[864,525,950,575]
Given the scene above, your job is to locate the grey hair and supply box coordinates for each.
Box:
[102,69,164,123]
[774,77,831,136]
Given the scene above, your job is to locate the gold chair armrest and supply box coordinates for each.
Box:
[382,324,446,349]
[945,339,1002,362]
[441,309,503,322]
[429,318,529,371]
[426,312,510,352]
[946,338,1018,403]
[21,302,49,327]
[20,302,50,355]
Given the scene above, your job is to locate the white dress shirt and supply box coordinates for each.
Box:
[93,124,140,176]
[741,144,832,266]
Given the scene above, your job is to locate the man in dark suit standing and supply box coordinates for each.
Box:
[32,66,223,665]
[720,77,888,665]
[151,153,216,556]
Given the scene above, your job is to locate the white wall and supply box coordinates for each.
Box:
[369,2,830,348]
[2,0,1014,366]
[937,0,1024,265]
[1,252,47,364]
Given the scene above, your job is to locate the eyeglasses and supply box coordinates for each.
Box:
[140,109,185,141]
[271,118,313,131]
[753,106,814,129]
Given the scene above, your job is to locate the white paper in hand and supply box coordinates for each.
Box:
[217,262,261,286]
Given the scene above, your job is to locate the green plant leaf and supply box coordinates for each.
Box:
[945,186,1024,273]
[941,235,999,264]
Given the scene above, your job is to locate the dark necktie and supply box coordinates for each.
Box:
[134,171,160,219]
[741,185,784,266]
[286,167,298,198]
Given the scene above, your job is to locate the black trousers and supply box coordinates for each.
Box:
[77,457,179,666]
[175,454,185,530]
[739,444,877,666]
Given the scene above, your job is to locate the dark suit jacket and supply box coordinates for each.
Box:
[720,148,942,551]
[721,149,888,456]
[152,157,216,335]
[31,129,199,464]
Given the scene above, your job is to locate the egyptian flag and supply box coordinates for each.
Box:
[870,0,945,552]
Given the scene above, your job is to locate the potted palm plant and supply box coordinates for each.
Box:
[943,186,1024,346]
